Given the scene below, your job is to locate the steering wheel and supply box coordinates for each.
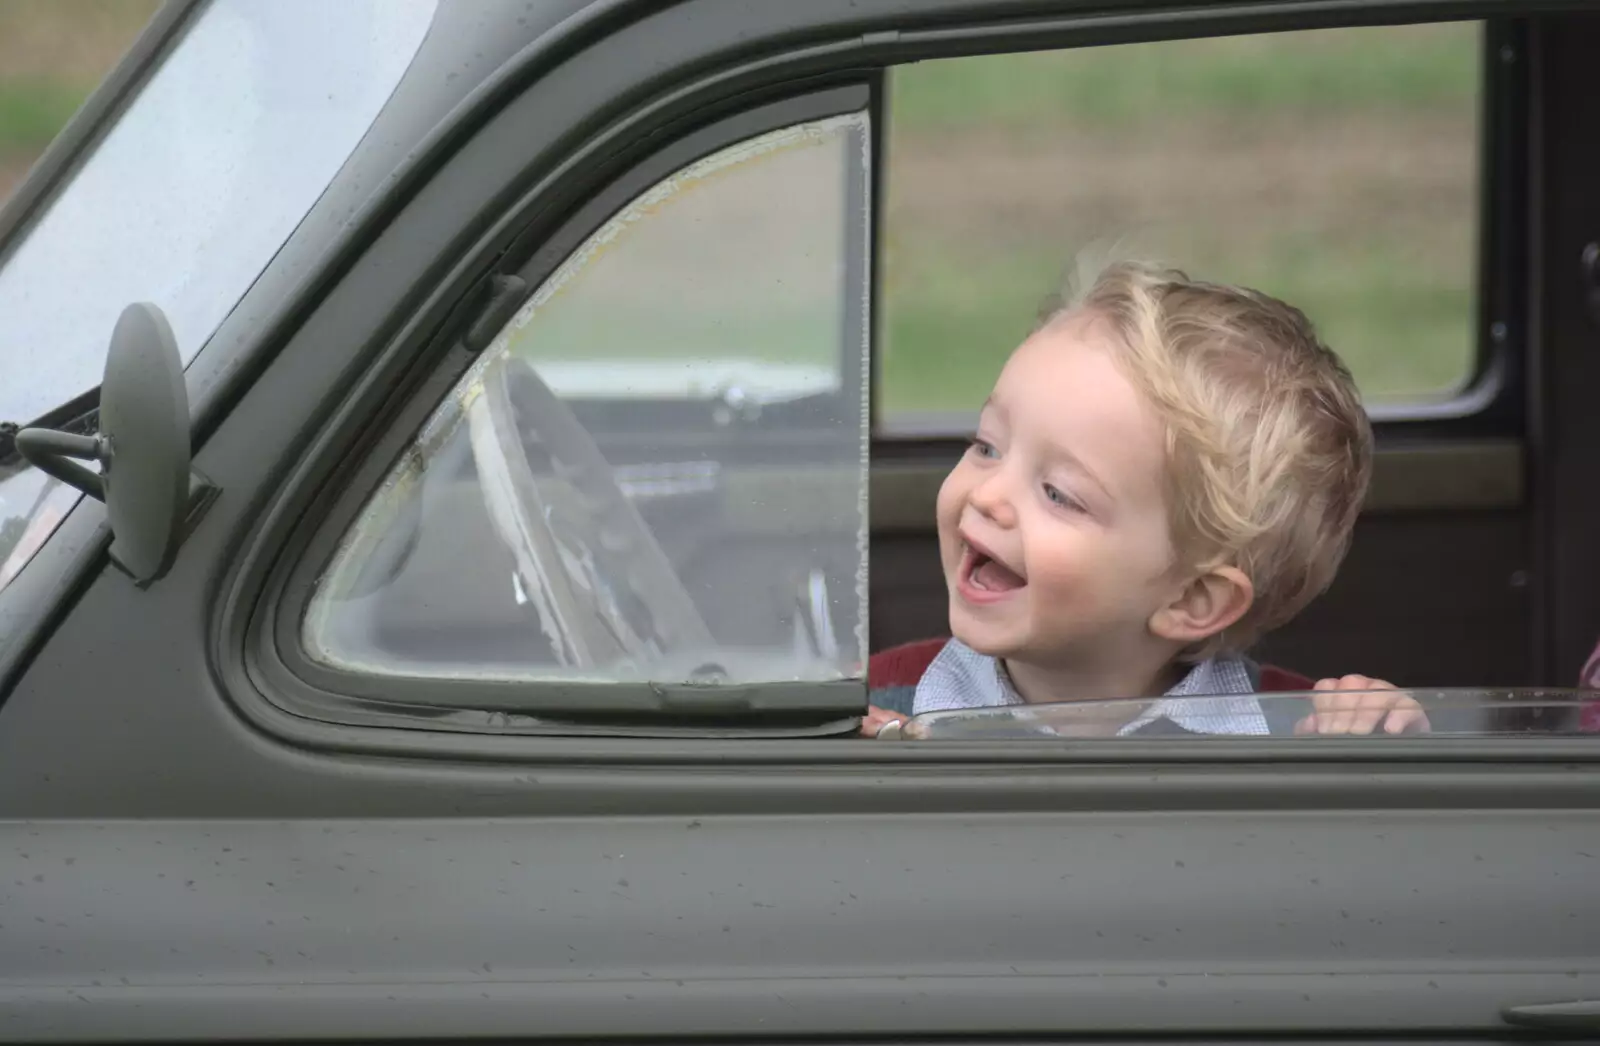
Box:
[464,353,715,672]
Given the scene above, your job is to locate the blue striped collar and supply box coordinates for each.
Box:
[912,639,1268,736]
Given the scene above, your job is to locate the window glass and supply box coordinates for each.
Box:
[303,115,871,690]
[0,0,438,594]
[891,690,1600,740]
[878,22,1482,432]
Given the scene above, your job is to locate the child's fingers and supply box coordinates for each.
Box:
[1308,676,1391,734]
[1383,701,1431,734]
[1333,695,1386,735]
[1309,686,1365,734]
[1305,677,1339,733]
[1313,674,1394,692]
[860,707,906,738]
[1304,681,1427,735]
[1354,699,1396,735]
[1308,683,1363,734]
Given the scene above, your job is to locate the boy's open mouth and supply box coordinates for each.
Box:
[959,536,1026,599]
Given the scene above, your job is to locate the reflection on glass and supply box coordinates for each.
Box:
[0,471,78,590]
[889,690,1600,740]
[304,115,871,689]
[0,0,438,594]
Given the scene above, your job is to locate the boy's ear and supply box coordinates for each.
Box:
[1149,566,1254,647]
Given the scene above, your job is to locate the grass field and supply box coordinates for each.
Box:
[881,21,1483,420]
[891,24,1477,133]
[0,1,157,195]
[0,7,1481,423]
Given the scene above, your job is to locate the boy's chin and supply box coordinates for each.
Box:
[948,607,1027,659]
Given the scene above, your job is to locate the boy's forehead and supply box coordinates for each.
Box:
[986,324,1169,497]
[990,317,1130,413]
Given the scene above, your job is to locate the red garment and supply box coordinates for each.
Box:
[866,638,945,691]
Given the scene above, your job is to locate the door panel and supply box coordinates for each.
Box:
[6,807,1598,1039]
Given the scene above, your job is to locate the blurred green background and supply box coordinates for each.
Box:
[0,4,1480,427]
[880,22,1482,423]
[0,1,158,201]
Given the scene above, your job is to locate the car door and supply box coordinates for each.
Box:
[1,0,1598,1042]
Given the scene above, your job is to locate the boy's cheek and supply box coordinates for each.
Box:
[934,465,966,520]
[1027,549,1159,629]
[1023,538,1104,599]
[933,475,968,564]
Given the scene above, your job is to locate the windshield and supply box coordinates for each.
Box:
[888,689,1600,739]
[0,0,438,593]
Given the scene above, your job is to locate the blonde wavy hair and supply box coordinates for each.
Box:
[1038,259,1373,657]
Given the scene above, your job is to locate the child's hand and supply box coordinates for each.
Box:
[1294,675,1430,735]
[861,706,907,738]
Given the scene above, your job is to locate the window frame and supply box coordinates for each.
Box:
[868,17,1530,443]
[248,87,877,737]
[203,0,1598,769]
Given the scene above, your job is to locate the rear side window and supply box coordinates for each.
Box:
[877,22,1484,433]
[301,115,871,693]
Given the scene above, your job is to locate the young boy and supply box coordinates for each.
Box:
[866,260,1424,738]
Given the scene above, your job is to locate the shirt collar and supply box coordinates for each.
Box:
[912,639,1269,736]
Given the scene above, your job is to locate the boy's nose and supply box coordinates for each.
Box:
[967,471,1018,529]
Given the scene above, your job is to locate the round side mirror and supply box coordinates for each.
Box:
[100,303,191,582]
[16,302,204,584]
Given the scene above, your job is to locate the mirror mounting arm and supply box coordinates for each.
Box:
[12,302,216,586]
[14,429,109,502]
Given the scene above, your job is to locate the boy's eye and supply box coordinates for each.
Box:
[967,437,997,459]
[1043,484,1084,512]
